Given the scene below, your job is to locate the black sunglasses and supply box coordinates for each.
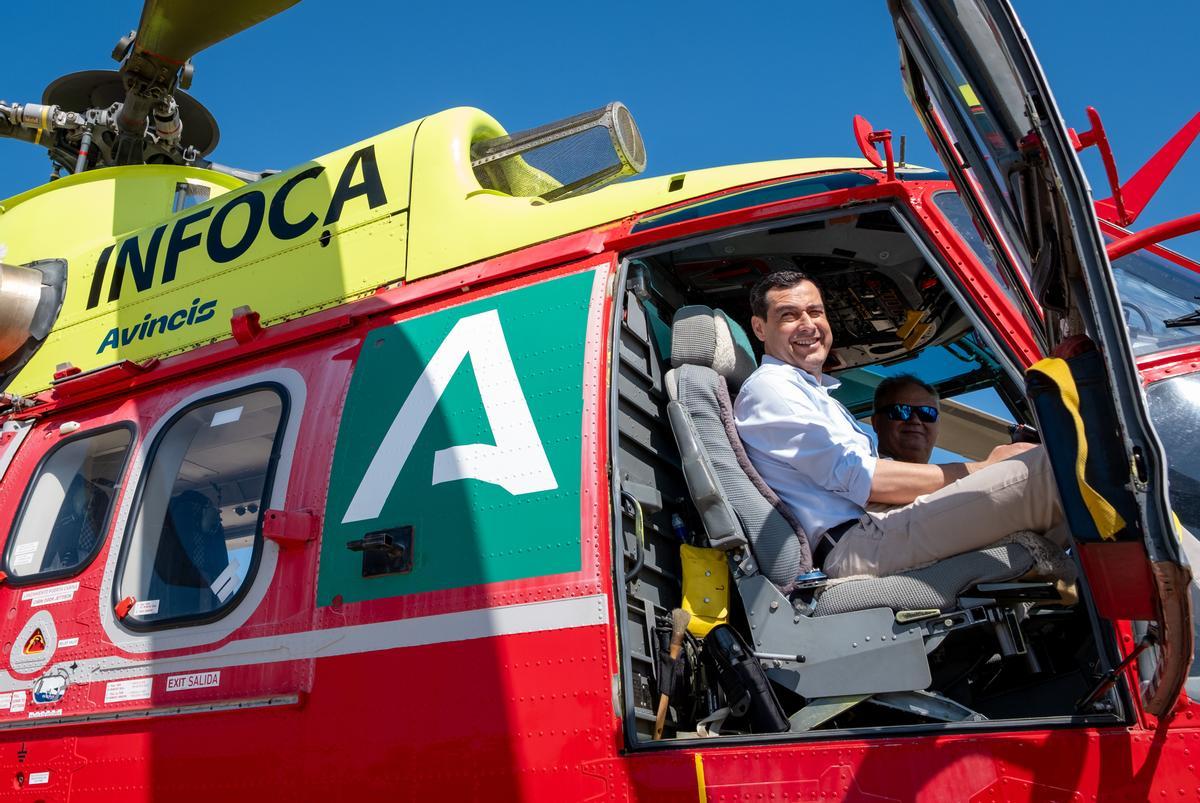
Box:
[880,403,939,423]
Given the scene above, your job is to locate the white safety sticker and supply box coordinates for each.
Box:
[130,600,160,617]
[166,671,221,692]
[210,560,241,603]
[210,406,243,427]
[21,582,80,607]
[28,771,49,785]
[0,693,12,711]
[27,709,61,719]
[10,691,26,713]
[58,637,79,648]
[104,677,152,704]
[11,542,37,567]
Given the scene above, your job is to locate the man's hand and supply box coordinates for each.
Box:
[983,442,1038,465]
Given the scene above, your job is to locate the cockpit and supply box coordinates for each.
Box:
[611,193,1127,741]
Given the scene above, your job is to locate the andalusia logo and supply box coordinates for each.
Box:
[23,629,46,655]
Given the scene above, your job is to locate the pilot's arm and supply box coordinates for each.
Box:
[868,442,1038,505]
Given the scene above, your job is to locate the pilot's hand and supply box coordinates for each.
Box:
[985,442,1038,464]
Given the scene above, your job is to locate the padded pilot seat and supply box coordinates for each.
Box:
[664,304,1072,615]
[663,304,1079,719]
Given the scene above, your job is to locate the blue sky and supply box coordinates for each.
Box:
[1,0,1196,260]
[1,2,1193,450]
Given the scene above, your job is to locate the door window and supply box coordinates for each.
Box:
[4,425,133,582]
[897,2,1034,285]
[931,190,1024,309]
[115,387,286,628]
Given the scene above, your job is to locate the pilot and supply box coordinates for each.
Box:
[863,374,941,515]
[871,374,940,465]
[733,270,1066,579]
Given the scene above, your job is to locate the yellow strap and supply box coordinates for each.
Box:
[694,753,707,803]
[1029,357,1125,540]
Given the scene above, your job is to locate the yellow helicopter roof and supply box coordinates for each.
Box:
[0,106,874,396]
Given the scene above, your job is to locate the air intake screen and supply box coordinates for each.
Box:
[472,102,646,201]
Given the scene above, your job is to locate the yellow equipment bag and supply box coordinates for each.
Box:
[680,544,730,637]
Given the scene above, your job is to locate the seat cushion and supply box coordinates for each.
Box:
[812,535,1058,616]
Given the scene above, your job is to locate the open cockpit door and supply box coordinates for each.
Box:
[889,0,1192,716]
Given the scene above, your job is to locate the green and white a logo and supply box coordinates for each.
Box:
[342,308,557,523]
[318,269,593,603]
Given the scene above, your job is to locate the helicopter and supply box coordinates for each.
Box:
[0,0,1199,800]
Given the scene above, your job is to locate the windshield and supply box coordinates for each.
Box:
[1110,243,1200,356]
[938,189,1200,358]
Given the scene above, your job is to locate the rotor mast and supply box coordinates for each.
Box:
[1,0,301,175]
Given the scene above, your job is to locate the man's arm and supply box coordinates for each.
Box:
[868,442,1037,505]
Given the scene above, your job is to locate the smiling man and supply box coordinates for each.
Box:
[872,374,940,465]
[733,270,1066,579]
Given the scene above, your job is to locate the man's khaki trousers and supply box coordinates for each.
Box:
[824,447,1065,579]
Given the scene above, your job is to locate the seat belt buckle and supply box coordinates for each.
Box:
[793,570,828,591]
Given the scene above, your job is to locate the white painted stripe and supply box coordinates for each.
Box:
[307,593,608,659]
[0,594,610,693]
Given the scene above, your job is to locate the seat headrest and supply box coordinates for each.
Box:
[671,306,757,390]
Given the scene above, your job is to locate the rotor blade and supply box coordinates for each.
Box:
[133,0,301,64]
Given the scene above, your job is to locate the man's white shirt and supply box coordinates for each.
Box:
[734,356,877,548]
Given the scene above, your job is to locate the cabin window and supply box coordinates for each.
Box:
[4,425,133,583]
[115,386,287,629]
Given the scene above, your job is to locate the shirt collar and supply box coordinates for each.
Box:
[762,355,841,390]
